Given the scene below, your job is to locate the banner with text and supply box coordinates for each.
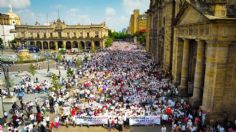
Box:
[75,116,108,125]
[129,116,161,125]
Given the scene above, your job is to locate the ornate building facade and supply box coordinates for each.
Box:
[146,0,236,121]
[13,19,108,50]
[0,6,21,25]
[0,6,20,47]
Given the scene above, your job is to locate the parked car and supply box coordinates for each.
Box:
[16,46,40,53]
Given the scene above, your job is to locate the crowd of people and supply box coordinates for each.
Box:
[1,42,235,132]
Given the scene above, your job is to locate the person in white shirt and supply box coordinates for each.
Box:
[161,125,167,132]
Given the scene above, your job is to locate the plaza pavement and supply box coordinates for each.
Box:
[0,49,173,132]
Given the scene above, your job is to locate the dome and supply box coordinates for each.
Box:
[6,12,20,19]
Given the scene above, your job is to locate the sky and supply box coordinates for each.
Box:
[0,0,150,31]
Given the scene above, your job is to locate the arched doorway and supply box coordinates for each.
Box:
[73,41,78,48]
[30,41,35,46]
[50,41,55,50]
[95,41,100,49]
[36,41,42,49]
[58,41,63,49]
[86,41,91,50]
[79,41,85,50]
[43,41,49,49]
[66,41,72,49]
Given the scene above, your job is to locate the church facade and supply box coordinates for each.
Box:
[146,0,236,121]
[13,19,108,50]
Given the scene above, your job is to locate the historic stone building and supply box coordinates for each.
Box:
[13,19,108,50]
[0,5,21,25]
[146,0,236,121]
[0,6,20,48]
[128,9,148,34]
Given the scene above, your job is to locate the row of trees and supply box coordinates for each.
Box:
[104,29,147,48]
[105,30,133,47]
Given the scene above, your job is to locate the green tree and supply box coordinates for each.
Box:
[79,44,84,51]
[10,39,17,49]
[50,73,62,91]
[0,38,4,52]
[67,67,74,77]
[56,53,62,62]
[90,46,96,53]
[29,64,36,76]
[76,58,83,68]
[105,38,113,47]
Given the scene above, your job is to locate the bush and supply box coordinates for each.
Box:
[29,64,36,76]
[59,48,66,54]
[105,38,113,48]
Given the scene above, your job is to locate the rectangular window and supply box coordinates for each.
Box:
[87,32,89,37]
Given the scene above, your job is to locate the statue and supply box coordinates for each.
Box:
[9,4,13,12]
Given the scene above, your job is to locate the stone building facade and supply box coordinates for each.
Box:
[13,19,108,50]
[146,0,236,121]
[128,9,147,34]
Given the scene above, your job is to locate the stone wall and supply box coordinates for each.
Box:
[9,60,55,72]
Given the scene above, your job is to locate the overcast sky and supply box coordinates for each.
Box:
[0,0,150,31]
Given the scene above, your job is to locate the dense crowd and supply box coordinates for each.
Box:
[1,42,235,132]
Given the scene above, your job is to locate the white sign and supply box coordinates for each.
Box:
[75,116,108,125]
[129,116,161,125]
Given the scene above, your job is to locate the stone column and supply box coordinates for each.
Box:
[172,38,183,85]
[101,40,104,49]
[178,39,190,96]
[41,41,44,50]
[191,40,205,106]
[201,41,217,112]
[55,41,58,50]
[91,40,95,50]
[63,41,66,49]
[47,41,50,50]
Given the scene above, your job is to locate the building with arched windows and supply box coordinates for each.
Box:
[12,19,108,50]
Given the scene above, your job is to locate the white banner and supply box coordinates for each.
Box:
[129,116,161,125]
[75,116,108,125]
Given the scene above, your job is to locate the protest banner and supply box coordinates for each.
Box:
[129,116,161,125]
[75,116,108,125]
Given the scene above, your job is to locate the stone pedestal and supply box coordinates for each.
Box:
[178,39,189,96]
[3,96,18,104]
